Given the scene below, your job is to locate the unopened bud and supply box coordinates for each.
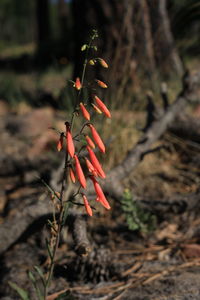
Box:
[98,58,108,68]
[89,59,96,66]
[92,103,102,114]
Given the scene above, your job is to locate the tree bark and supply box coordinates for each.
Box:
[36,0,50,46]
[147,0,183,75]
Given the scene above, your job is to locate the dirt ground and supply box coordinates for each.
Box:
[0,102,200,300]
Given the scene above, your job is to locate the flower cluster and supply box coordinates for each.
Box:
[56,57,111,216]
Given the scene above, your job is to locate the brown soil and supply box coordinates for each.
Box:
[0,104,200,300]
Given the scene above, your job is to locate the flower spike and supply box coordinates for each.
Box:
[94,95,111,118]
[65,122,75,158]
[86,146,106,178]
[90,176,111,210]
[74,154,86,188]
[80,102,90,121]
[88,124,105,153]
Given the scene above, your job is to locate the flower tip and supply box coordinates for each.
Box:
[80,102,90,121]
[99,58,108,68]
[69,167,76,183]
[95,79,108,89]
[57,133,64,152]
[82,194,93,216]
[74,77,82,90]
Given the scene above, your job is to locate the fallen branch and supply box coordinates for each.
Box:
[0,71,199,255]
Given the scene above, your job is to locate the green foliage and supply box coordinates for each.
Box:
[55,290,77,300]
[121,189,156,234]
[8,281,30,300]
[28,270,44,300]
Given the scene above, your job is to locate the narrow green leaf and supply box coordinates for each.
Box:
[37,176,60,201]
[28,271,36,283]
[34,266,46,287]
[45,238,53,260]
[62,202,70,226]
[8,282,30,300]
[33,283,44,300]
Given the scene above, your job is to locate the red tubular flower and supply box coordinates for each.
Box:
[94,95,111,118]
[74,154,86,188]
[98,58,108,68]
[86,146,106,179]
[69,167,76,183]
[88,124,105,153]
[85,135,95,149]
[92,103,102,114]
[66,123,75,158]
[80,102,90,121]
[85,157,98,177]
[95,79,108,88]
[90,176,111,210]
[57,133,64,152]
[74,77,82,90]
[82,194,93,216]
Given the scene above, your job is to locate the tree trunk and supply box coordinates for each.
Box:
[36,0,50,47]
[72,0,183,103]
[147,0,183,75]
[58,0,68,39]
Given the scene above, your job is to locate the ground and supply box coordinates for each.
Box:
[0,102,200,300]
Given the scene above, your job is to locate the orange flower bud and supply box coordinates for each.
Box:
[69,167,76,183]
[94,95,111,118]
[74,154,86,188]
[85,157,98,177]
[80,102,90,121]
[90,176,111,210]
[86,146,106,179]
[95,79,108,88]
[74,77,82,90]
[66,124,75,158]
[98,58,108,68]
[57,133,64,152]
[88,124,105,153]
[85,135,95,149]
[92,103,102,114]
[82,194,93,216]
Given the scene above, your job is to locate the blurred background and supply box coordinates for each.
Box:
[0,0,199,109]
